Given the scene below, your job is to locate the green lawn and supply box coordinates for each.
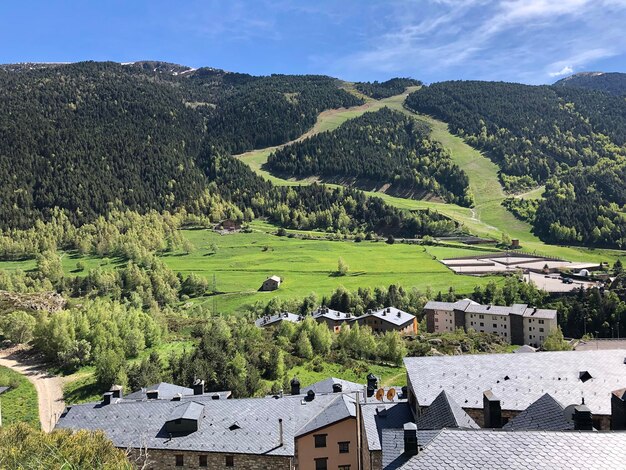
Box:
[288,359,406,389]
[0,365,39,427]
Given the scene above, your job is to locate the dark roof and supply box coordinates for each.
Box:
[362,402,414,451]
[125,382,194,400]
[399,429,626,469]
[167,402,204,422]
[302,377,363,395]
[415,391,479,430]
[255,312,301,327]
[404,349,626,415]
[296,394,356,437]
[381,429,440,470]
[503,393,573,431]
[56,393,343,456]
[360,307,416,327]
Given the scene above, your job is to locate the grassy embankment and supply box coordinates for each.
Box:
[0,365,39,427]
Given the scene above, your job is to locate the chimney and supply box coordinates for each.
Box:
[278,419,284,447]
[332,383,343,393]
[102,392,113,406]
[611,389,626,430]
[367,373,378,390]
[367,385,375,398]
[573,399,593,431]
[146,390,159,400]
[193,379,205,396]
[483,390,502,428]
[306,390,316,401]
[290,377,301,395]
[403,422,418,456]
[110,385,123,399]
[401,386,408,399]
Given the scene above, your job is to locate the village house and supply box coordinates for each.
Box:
[260,275,281,291]
[311,307,355,332]
[255,312,302,328]
[355,307,417,335]
[424,300,557,348]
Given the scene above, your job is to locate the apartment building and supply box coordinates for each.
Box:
[424,300,557,347]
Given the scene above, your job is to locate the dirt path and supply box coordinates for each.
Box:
[0,347,67,432]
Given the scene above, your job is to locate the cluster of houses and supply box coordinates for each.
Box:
[255,306,419,336]
[55,348,626,469]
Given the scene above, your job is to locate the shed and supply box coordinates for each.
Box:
[261,275,281,291]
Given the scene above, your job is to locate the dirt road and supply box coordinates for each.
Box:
[0,348,67,432]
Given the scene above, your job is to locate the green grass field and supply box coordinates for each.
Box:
[0,365,39,427]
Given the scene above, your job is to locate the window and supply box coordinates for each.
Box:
[540,336,544,341]
[504,332,507,337]
[539,328,544,332]
[225,455,234,467]
[479,315,484,319]
[175,455,184,467]
[480,322,484,327]
[199,455,208,467]
[314,434,327,448]
[315,458,328,470]
[339,466,351,470]
[493,323,497,328]
[529,327,532,331]
[339,441,350,453]
[435,317,439,322]
[539,319,545,324]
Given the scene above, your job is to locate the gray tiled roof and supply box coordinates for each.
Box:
[0,386,9,395]
[465,304,514,315]
[296,394,356,437]
[302,377,363,395]
[56,393,341,456]
[366,307,415,327]
[404,349,626,416]
[399,429,626,470]
[312,307,354,321]
[423,299,477,311]
[362,402,414,451]
[381,429,440,470]
[513,344,537,353]
[255,312,302,327]
[125,382,194,400]
[167,401,204,422]
[502,393,573,431]
[523,307,558,320]
[415,391,479,430]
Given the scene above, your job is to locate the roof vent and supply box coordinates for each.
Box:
[504,375,510,381]
[229,422,241,431]
[146,390,159,400]
[332,383,343,393]
[172,393,182,401]
[397,311,401,317]
[387,307,391,313]
[212,394,221,400]
[306,390,316,401]
[579,371,593,383]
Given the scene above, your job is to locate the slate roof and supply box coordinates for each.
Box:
[465,304,514,316]
[513,344,537,353]
[0,386,9,395]
[312,307,354,321]
[255,312,302,327]
[398,429,626,470]
[381,429,440,470]
[415,391,479,430]
[404,349,626,416]
[423,299,477,311]
[502,393,573,431]
[125,382,194,400]
[361,402,414,451]
[56,393,343,456]
[523,307,558,320]
[296,394,356,437]
[167,401,205,422]
[302,377,363,395]
[361,307,415,327]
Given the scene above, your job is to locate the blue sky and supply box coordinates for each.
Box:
[1,0,626,84]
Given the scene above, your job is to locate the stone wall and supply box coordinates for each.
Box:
[127,448,294,470]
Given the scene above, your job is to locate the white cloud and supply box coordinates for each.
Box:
[549,66,573,77]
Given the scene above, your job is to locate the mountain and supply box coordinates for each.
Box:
[554,72,626,95]
[406,81,626,248]
[0,61,452,238]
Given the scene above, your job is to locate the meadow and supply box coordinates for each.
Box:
[0,365,39,427]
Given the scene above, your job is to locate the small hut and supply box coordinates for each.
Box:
[261,275,281,291]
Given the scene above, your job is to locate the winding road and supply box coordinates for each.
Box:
[0,348,66,432]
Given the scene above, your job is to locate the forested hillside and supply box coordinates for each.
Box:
[554,72,626,96]
[266,108,473,206]
[354,78,422,99]
[406,81,626,247]
[0,61,455,240]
